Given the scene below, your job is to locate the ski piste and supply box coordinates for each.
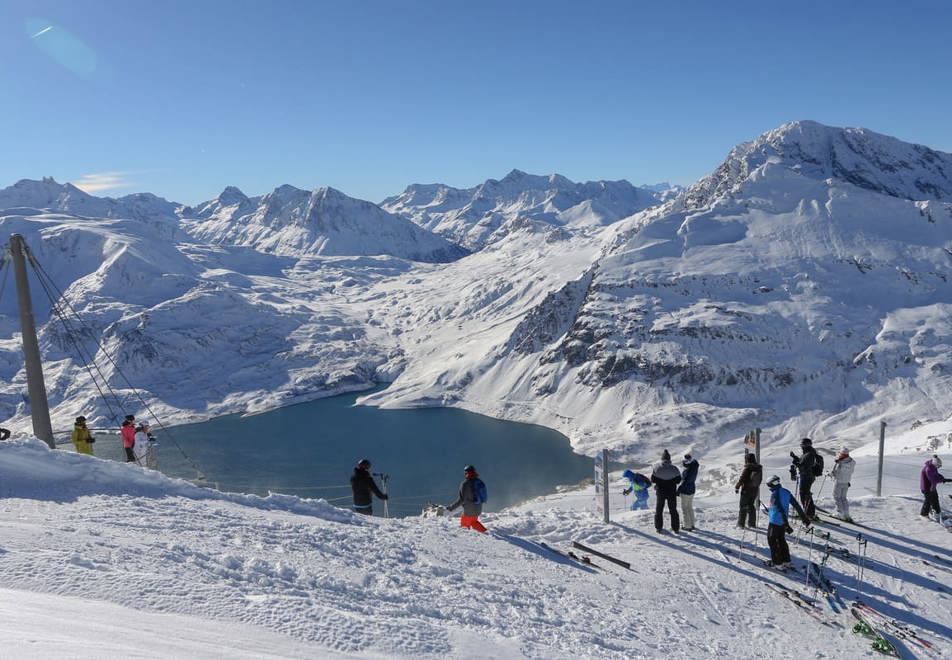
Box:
[764,582,841,628]
[853,601,935,653]
[850,606,901,657]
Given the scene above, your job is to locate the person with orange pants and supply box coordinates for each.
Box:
[447,464,488,533]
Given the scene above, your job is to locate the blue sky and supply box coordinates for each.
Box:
[2,0,951,204]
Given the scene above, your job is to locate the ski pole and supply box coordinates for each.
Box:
[814,472,829,514]
[804,527,815,590]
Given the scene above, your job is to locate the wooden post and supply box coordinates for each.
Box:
[602,449,610,524]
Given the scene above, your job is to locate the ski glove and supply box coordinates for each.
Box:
[622,487,632,495]
[784,523,793,534]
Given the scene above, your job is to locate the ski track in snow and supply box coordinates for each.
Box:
[1,439,951,658]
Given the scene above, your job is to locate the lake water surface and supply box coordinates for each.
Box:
[158,389,593,517]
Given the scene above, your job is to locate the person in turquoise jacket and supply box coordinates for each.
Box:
[765,474,810,569]
[622,469,651,510]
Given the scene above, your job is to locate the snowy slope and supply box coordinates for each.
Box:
[182,184,467,263]
[1,438,950,659]
[368,121,952,462]
[381,170,663,250]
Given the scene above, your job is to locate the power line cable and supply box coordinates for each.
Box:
[25,247,206,481]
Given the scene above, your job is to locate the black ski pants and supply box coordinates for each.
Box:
[738,491,757,527]
[798,479,816,520]
[767,523,791,564]
[920,490,941,517]
[124,447,136,463]
[655,492,680,531]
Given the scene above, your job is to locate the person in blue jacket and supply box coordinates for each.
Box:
[765,474,811,569]
[677,454,699,531]
[622,469,651,510]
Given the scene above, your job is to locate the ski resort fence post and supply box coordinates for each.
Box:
[876,421,886,497]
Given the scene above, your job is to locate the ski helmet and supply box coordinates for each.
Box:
[800,437,813,447]
[661,449,671,461]
[125,414,135,422]
[933,455,943,468]
[766,475,782,489]
[357,458,371,469]
[463,464,476,473]
[75,415,86,423]
[623,469,636,481]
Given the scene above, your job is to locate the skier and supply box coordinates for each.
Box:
[765,474,810,569]
[446,464,488,533]
[678,453,699,531]
[651,450,682,533]
[734,452,763,528]
[621,469,651,510]
[70,416,95,455]
[120,415,136,463]
[350,458,388,516]
[920,455,948,521]
[789,437,819,520]
[830,446,855,522]
[133,423,156,469]
[0,427,10,441]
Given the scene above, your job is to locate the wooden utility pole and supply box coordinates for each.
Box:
[8,234,54,448]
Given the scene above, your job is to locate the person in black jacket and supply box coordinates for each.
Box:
[651,449,682,533]
[790,438,818,520]
[350,458,388,515]
[734,453,763,528]
[0,427,11,441]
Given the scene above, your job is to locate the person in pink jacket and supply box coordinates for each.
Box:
[120,415,136,462]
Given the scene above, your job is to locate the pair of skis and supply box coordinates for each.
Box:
[764,582,842,628]
[854,601,935,653]
[532,540,633,573]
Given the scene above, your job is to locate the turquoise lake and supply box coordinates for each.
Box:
[156,389,593,517]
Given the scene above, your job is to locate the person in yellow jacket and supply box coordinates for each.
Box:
[71,416,95,455]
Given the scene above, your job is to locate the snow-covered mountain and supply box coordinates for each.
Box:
[182,184,468,263]
[367,121,952,458]
[381,170,664,250]
[0,177,181,223]
[3,121,952,465]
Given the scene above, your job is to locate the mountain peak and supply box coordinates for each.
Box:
[685,120,952,209]
[217,186,248,205]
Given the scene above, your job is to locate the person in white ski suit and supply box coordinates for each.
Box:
[133,423,156,469]
[830,447,855,521]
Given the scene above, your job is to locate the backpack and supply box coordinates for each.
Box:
[472,478,488,504]
[747,467,763,490]
[813,453,824,478]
